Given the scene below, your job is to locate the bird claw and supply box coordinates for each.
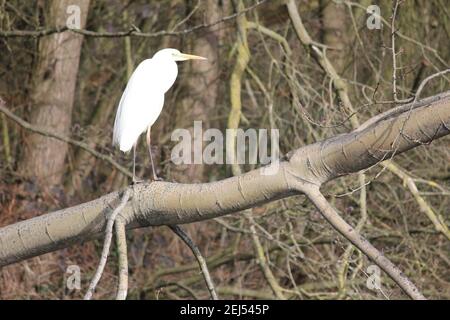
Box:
[152,176,164,182]
[132,178,144,185]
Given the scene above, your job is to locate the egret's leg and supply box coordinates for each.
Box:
[132,143,137,183]
[131,143,144,184]
[146,126,160,181]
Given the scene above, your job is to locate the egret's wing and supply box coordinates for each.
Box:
[113,59,165,152]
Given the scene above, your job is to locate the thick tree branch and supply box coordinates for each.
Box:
[0,91,449,299]
[84,188,132,300]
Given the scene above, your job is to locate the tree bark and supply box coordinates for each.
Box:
[1,90,448,267]
[170,0,224,182]
[19,0,90,187]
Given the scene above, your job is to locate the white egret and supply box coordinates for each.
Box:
[113,48,206,182]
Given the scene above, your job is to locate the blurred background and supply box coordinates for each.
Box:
[0,0,449,299]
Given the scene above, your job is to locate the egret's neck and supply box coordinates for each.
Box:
[154,57,179,93]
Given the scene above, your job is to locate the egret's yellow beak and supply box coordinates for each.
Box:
[174,52,207,61]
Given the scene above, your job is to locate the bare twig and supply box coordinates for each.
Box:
[337,173,368,298]
[84,188,132,300]
[0,0,267,38]
[344,1,449,68]
[169,225,218,300]
[247,213,287,299]
[170,0,201,32]
[0,112,12,168]
[154,281,200,300]
[227,0,250,176]
[355,90,450,132]
[303,186,426,300]
[0,99,133,179]
[413,69,450,103]
[391,0,401,102]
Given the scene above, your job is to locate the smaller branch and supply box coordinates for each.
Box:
[227,0,250,176]
[246,21,292,56]
[84,188,132,300]
[303,186,426,300]
[391,0,401,102]
[169,225,218,300]
[0,113,12,168]
[170,0,201,32]
[337,173,368,298]
[286,0,360,129]
[345,1,448,68]
[247,213,287,300]
[355,89,450,132]
[155,281,200,300]
[217,286,275,299]
[115,218,129,300]
[0,99,133,179]
[0,1,267,38]
[384,161,450,241]
[413,69,450,103]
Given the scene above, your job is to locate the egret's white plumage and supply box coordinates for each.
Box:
[112,48,206,181]
[113,49,179,152]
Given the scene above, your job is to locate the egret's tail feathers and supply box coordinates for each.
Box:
[113,124,134,153]
[119,140,133,153]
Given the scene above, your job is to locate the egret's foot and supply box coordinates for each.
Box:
[132,178,144,185]
[152,176,164,182]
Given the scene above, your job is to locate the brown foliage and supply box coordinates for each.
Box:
[0,0,449,299]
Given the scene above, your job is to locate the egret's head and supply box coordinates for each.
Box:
[153,48,207,62]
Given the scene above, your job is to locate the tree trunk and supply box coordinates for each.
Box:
[320,0,348,73]
[170,0,224,183]
[20,0,90,187]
